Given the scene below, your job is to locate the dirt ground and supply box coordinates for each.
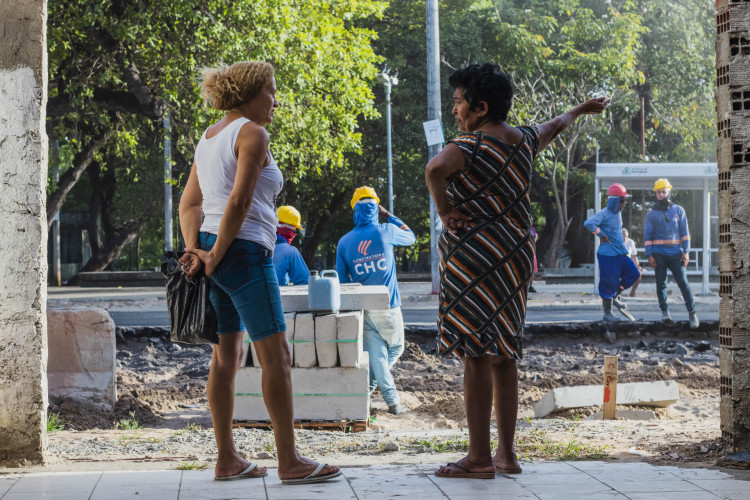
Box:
[31,325,737,474]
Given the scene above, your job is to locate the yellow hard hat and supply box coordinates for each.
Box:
[350,186,380,209]
[277,205,303,230]
[654,178,673,191]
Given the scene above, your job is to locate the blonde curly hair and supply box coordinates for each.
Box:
[200,61,275,110]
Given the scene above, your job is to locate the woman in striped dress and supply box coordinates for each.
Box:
[425,63,609,478]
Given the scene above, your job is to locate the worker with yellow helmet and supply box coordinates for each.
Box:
[644,178,699,327]
[273,206,310,285]
[336,186,416,415]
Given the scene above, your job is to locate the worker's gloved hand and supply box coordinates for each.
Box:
[599,234,610,243]
[648,256,657,268]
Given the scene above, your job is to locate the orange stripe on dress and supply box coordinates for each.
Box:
[681,235,690,241]
[653,239,681,245]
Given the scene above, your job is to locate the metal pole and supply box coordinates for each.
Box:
[702,178,711,295]
[51,140,61,286]
[594,142,600,295]
[427,0,442,294]
[164,109,173,253]
[641,96,646,159]
[386,79,394,214]
[594,178,601,295]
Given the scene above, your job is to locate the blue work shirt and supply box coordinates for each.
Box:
[644,203,690,257]
[583,197,628,256]
[336,202,416,309]
[273,235,310,285]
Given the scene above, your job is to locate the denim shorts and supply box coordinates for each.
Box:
[199,232,286,341]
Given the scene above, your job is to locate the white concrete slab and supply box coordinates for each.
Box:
[534,380,680,417]
[280,284,390,312]
[293,313,316,368]
[337,311,363,368]
[315,314,338,368]
[284,312,295,364]
[234,357,370,421]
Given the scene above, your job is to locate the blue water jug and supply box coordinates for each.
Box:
[307,270,341,314]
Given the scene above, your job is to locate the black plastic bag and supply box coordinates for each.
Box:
[162,251,219,345]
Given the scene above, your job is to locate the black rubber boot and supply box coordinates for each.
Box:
[602,298,619,322]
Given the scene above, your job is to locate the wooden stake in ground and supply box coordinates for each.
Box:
[603,356,619,420]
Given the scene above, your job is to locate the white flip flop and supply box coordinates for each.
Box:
[214,463,267,481]
[281,463,342,485]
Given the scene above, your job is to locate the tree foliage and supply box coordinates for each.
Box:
[47,0,385,273]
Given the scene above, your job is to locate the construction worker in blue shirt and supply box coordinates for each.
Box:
[336,186,416,416]
[583,183,641,322]
[273,206,309,285]
[644,178,699,328]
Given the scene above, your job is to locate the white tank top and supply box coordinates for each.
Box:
[195,117,283,251]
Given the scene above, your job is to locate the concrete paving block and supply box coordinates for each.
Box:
[241,332,251,367]
[250,342,260,368]
[47,307,117,410]
[247,314,295,368]
[294,313,316,368]
[337,311,363,368]
[284,312,295,364]
[534,381,679,418]
[280,284,390,312]
[314,314,338,368]
[234,355,370,421]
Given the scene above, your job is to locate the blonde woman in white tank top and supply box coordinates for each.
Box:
[178,61,340,484]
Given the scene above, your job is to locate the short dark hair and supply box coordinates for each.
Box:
[448,63,513,122]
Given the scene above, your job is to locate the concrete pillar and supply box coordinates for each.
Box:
[716,0,750,452]
[0,0,49,465]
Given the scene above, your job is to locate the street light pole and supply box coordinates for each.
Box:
[163,109,173,253]
[426,0,442,294]
[379,69,398,213]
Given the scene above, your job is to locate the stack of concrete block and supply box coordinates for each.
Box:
[716,0,750,452]
[234,285,387,422]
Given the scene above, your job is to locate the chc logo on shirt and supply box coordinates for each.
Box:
[353,253,387,275]
[358,240,372,255]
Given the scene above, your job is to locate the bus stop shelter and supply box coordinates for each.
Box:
[594,162,718,295]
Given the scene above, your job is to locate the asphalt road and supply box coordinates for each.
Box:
[108,303,717,328]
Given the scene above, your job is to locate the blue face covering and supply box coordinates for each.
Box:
[353,201,379,227]
[607,196,623,213]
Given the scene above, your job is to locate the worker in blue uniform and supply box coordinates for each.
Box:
[644,178,699,328]
[336,186,416,416]
[273,206,309,286]
[584,183,640,322]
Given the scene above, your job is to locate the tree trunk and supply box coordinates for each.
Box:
[86,162,103,255]
[74,205,157,277]
[300,190,348,265]
[46,128,115,229]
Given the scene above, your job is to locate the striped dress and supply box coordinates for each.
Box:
[438,126,539,360]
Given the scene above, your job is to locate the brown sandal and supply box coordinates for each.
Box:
[435,461,496,479]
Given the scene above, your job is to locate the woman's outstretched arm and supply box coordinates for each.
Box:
[535,97,610,151]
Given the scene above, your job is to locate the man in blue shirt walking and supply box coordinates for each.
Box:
[336,186,416,415]
[584,183,641,322]
[644,178,699,328]
[273,205,310,285]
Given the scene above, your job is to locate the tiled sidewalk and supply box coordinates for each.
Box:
[1,461,747,499]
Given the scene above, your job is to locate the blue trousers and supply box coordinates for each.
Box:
[654,252,695,312]
[597,254,641,299]
[362,309,404,407]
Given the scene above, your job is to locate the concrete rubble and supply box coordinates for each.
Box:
[534,380,680,418]
[47,307,117,411]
